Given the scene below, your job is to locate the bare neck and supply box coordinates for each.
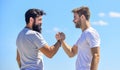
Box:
[81,21,90,32]
[26,23,32,29]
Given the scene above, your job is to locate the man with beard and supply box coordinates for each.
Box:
[16,9,61,70]
[56,6,100,70]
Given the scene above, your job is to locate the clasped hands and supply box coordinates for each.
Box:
[55,32,66,43]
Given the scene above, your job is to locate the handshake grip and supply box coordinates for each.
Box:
[55,32,66,41]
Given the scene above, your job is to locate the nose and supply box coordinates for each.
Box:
[40,21,42,24]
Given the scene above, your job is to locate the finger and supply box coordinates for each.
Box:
[55,34,61,40]
[59,32,65,40]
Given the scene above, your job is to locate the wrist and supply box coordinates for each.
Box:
[57,40,61,46]
[53,40,61,47]
[61,40,65,46]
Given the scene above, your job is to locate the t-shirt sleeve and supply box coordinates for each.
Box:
[86,31,100,48]
[31,32,47,49]
[74,39,79,47]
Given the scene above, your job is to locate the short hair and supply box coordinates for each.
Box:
[25,8,46,24]
[72,6,90,20]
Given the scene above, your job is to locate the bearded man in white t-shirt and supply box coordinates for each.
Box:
[16,9,61,70]
[56,6,100,70]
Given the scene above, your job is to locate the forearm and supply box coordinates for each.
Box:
[50,40,61,57]
[90,54,100,70]
[54,40,61,48]
[17,60,21,68]
[16,56,21,68]
[16,50,21,68]
[62,41,74,57]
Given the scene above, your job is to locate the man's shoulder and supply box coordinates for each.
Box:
[83,27,100,38]
[85,27,98,34]
[19,28,43,40]
[26,29,43,39]
[25,28,39,35]
[26,30,36,35]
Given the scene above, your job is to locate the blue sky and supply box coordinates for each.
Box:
[1,0,120,70]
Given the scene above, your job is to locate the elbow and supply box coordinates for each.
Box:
[68,54,74,58]
[48,55,53,59]
[68,52,76,58]
[47,52,54,59]
[69,56,73,58]
[93,53,100,60]
[95,53,100,58]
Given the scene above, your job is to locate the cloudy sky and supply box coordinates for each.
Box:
[0,0,120,70]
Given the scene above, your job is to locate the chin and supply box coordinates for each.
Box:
[75,25,80,28]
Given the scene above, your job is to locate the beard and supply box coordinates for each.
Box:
[75,19,82,28]
[75,22,81,28]
[32,22,42,33]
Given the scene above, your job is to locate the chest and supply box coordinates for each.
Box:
[77,34,90,51]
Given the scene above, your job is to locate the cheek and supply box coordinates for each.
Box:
[36,21,41,25]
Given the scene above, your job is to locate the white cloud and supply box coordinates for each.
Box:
[53,27,60,32]
[109,12,120,18]
[45,27,68,34]
[92,20,108,26]
[45,27,60,34]
[98,13,105,17]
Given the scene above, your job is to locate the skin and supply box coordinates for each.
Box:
[16,16,61,68]
[56,13,100,70]
[16,50,21,68]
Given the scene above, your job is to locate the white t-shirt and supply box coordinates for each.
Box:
[75,27,100,70]
[16,28,47,70]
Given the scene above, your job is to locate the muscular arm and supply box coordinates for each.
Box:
[16,50,21,68]
[39,40,61,58]
[61,41,78,58]
[90,47,100,70]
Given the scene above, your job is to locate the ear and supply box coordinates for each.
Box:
[81,15,86,20]
[30,17,34,23]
